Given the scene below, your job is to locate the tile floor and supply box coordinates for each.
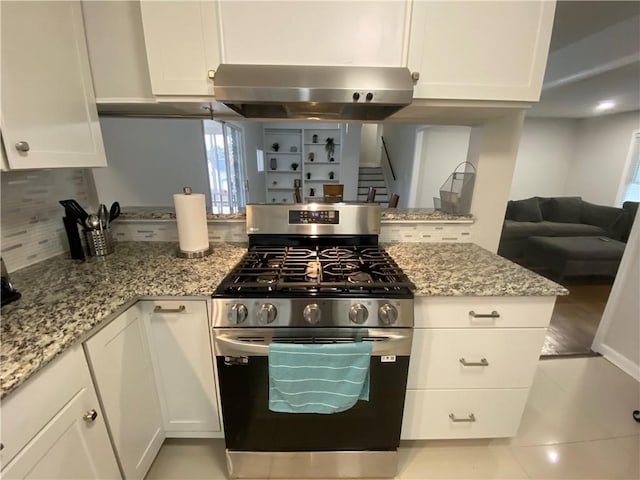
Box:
[146,357,640,480]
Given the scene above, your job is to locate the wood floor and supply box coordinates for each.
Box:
[541,277,613,357]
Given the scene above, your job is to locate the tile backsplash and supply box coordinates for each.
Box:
[1,169,94,272]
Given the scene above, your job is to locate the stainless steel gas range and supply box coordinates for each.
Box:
[212,203,414,479]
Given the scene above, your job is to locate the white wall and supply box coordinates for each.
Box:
[341,123,363,201]
[94,117,210,207]
[509,118,578,199]
[359,123,382,166]
[468,111,527,251]
[565,110,640,206]
[232,120,265,203]
[413,126,472,208]
[380,123,419,207]
[593,208,640,381]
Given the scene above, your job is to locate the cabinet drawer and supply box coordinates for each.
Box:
[407,328,546,389]
[0,345,91,466]
[414,296,555,328]
[401,388,529,439]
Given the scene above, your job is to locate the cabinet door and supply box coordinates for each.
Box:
[408,1,555,102]
[219,1,408,67]
[0,1,106,169]
[139,1,219,96]
[84,303,164,480]
[142,300,222,436]
[1,386,121,479]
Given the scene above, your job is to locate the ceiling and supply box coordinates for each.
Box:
[528,1,640,119]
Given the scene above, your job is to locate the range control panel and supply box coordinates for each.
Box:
[288,210,340,224]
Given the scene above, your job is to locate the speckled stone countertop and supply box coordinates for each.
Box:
[386,242,568,297]
[119,206,473,223]
[1,240,564,399]
[0,242,246,399]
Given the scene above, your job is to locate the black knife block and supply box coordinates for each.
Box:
[63,216,85,260]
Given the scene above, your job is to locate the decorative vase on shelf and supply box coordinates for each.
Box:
[329,171,335,180]
[306,172,311,180]
[270,158,277,170]
[309,188,315,197]
[271,142,280,152]
[329,157,335,162]
[308,152,314,162]
[325,138,335,160]
[291,162,299,171]
[312,134,318,143]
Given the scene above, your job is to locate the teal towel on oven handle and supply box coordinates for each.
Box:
[268,341,372,414]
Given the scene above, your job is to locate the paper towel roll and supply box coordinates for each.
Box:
[174,191,209,253]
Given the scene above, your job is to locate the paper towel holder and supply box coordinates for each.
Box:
[176,186,214,259]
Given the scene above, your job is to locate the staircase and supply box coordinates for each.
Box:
[357,167,389,206]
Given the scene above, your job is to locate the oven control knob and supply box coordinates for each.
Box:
[349,304,369,324]
[257,303,277,324]
[303,303,321,325]
[228,303,248,325]
[378,303,398,325]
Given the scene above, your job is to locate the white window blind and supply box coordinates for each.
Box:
[620,131,640,205]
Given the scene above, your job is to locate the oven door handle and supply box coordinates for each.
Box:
[213,329,413,357]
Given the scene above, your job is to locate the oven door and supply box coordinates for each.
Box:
[213,328,412,452]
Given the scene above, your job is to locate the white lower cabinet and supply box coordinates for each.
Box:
[1,345,120,479]
[141,300,222,437]
[84,303,164,480]
[401,296,555,440]
[402,388,530,440]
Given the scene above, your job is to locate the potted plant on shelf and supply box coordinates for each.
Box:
[271,142,280,152]
[291,162,299,171]
[325,138,335,160]
[328,171,335,180]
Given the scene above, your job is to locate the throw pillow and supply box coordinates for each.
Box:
[548,196,582,223]
[510,197,543,222]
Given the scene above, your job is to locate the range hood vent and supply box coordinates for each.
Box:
[213,64,414,121]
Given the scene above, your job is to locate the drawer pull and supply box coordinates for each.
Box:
[469,310,500,319]
[83,409,98,423]
[449,413,476,423]
[459,357,489,367]
[153,305,186,314]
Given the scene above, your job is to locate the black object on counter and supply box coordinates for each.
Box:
[1,258,21,306]
[63,216,86,260]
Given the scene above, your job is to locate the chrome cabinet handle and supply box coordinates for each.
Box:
[459,357,489,367]
[83,409,98,422]
[15,141,30,152]
[449,413,476,423]
[469,310,500,319]
[153,305,186,314]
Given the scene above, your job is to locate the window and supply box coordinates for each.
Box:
[618,131,640,205]
[203,121,247,213]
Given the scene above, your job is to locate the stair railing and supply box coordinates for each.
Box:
[381,136,396,181]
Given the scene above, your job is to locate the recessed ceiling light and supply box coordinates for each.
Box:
[595,100,616,111]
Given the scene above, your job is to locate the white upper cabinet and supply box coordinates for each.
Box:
[218,1,409,67]
[0,1,107,169]
[407,1,556,102]
[139,1,220,96]
[82,0,154,103]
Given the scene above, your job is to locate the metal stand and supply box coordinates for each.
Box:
[177,245,213,258]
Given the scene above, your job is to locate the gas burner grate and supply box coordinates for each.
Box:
[216,245,414,295]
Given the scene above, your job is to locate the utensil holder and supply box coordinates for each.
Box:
[84,229,114,256]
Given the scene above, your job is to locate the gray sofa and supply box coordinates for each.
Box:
[498,196,637,278]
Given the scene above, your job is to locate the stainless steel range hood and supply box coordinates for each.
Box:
[213,64,414,121]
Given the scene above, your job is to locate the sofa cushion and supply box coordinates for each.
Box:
[580,201,627,240]
[509,197,543,222]
[501,220,605,240]
[547,196,582,223]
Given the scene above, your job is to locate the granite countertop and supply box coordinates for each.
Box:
[0,242,246,399]
[1,240,564,399]
[385,242,568,297]
[119,206,474,223]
